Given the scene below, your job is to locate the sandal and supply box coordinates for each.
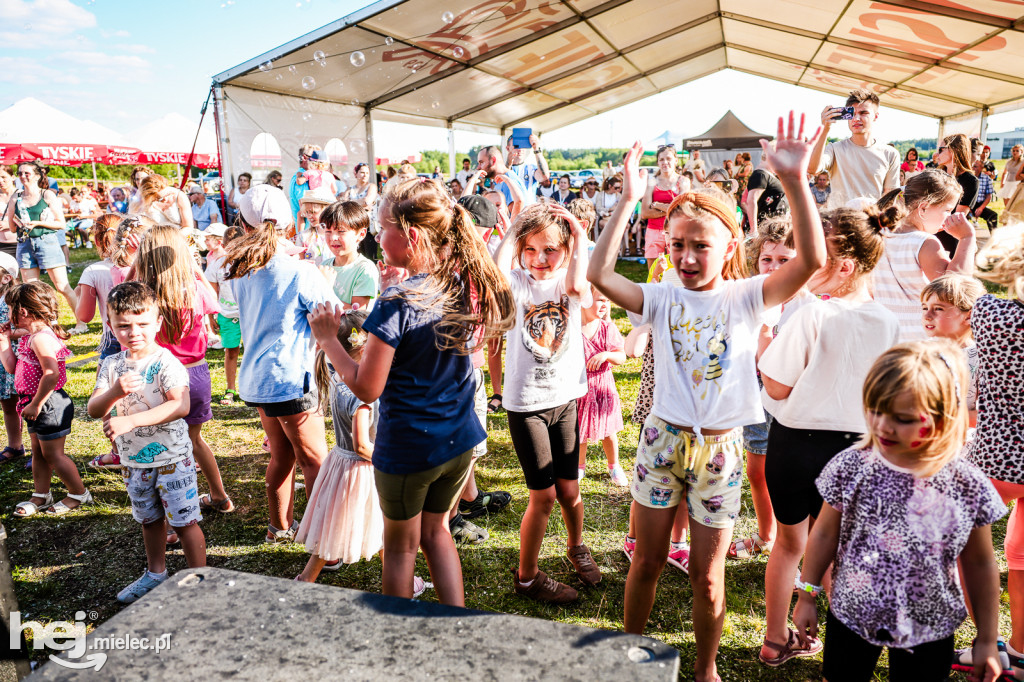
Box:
[88,452,122,469]
[0,446,25,465]
[728,532,774,560]
[219,390,238,406]
[758,627,823,667]
[166,528,179,546]
[199,494,235,514]
[14,492,53,517]
[47,490,93,516]
[486,393,503,414]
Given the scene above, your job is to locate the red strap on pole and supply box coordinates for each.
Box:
[212,89,227,224]
[179,89,213,192]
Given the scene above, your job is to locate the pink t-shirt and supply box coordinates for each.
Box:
[156,278,218,365]
[14,328,71,413]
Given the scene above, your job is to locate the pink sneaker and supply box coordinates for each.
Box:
[667,543,690,574]
[623,536,635,563]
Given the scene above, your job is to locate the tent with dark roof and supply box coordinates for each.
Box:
[683,110,773,171]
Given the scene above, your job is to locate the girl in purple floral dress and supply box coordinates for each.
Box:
[792,341,1005,682]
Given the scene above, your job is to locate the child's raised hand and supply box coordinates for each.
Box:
[761,112,822,181]
[546,203,585,237]
[621,141,648,202]
[791,595,819,646]
[308,302,344,345]
[943,211,975,240]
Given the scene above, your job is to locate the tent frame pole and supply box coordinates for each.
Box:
[364,106,376,180]
[212,85,229,224]
[447,122,456,181]
[979,107,990,141]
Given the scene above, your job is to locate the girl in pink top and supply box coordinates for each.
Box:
[0,282,90,516]
[131,225,232,517]
[640,145,689,261]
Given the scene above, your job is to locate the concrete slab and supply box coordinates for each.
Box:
[30,567,679,681]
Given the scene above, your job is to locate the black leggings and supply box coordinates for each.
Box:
[822,609,954,682]
[507,400,579,490]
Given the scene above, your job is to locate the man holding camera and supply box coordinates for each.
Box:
[807,89,900,210]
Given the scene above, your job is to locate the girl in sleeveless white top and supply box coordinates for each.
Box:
[871,170,978,342]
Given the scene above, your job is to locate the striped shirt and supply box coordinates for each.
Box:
[871,230,930,342]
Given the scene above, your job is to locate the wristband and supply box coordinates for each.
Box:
[794,578,824,597]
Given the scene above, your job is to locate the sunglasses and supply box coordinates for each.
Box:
[937,146,948,152]
[657,144,676,153]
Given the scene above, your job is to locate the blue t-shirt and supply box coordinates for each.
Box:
[233,254,340,403]
[190,200,220,231]
[497,170,535,207]
[362,275,486,474]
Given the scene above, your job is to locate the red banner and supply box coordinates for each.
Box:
[0,144,218,168]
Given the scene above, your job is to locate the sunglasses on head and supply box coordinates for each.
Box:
[657,144,676,153]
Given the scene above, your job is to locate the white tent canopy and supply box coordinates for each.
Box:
[127,113,218,155]
[212,0,1024,184]
[0,97,129,146]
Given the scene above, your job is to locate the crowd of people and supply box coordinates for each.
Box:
[1,88,1023,682]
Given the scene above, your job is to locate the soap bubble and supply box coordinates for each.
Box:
[301,76,316,90]
[350,139,366,155]
[275,73,283,81]
[259,60,273,72]
[23,23,31,31]
[453,46,465,58]
[384,36,394,46]
[302,112,312,121]
[431,101,440,109]
[313,50,325,63]
[288,65,297,74]
[350,51,365,67]
[441,11,454,24]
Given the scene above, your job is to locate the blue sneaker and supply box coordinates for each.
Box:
[117,572,167,604]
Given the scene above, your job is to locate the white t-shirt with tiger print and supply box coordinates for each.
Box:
[503,269,591,412]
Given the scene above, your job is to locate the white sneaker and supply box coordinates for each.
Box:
[70,322,89,335]
[577,467,586,481]
[609,465,629,487]
[208,335,223,350]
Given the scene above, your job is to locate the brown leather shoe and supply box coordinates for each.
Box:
[567,543,602,586]
[512,569,578,604]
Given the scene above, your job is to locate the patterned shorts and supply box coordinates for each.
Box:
[631,415,743,529]
[123,457,203,527]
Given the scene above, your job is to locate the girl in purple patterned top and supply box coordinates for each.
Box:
[792,341,1005,682]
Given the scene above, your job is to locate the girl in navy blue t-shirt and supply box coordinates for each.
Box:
[309,178,513,605]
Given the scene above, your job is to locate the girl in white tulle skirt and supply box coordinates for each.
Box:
[296,309,384,581]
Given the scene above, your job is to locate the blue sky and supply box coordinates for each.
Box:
[2,0,1022,156]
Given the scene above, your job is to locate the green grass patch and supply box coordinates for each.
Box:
[0,247,1001,679]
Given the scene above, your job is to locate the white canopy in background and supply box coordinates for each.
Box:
[0,97,129,146]
[127,113,218,155]
[212,0,1024,184]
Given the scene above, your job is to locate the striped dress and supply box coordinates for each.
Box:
[871,230,930,342]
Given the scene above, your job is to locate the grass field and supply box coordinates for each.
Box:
[0,247,1008,681]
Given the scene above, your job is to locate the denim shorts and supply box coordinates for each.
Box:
[98,328,121,360]
[246,390,318,417]
[23,388,74,441]
[742,410,772,455]
[17,232,66,270]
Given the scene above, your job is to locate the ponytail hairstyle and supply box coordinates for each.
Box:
[111,215,156,268]
[132,224,197,343]
[224,222,277,280]
[877,169,961,226]
[665,191,747,280]
[138,174,169,207]
[819,207,886,277]
[860,340,968,477]
[383,178,514,352]
[943,133,973,177]
[5,281,67,339]
[91,213,122,259]
[222,224,244,247]
[313,308,370,414]
[975,222,1024,300]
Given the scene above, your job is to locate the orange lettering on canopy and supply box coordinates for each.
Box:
[849,4,1006,62]
[504,29,604,84]
[824,44,920,77]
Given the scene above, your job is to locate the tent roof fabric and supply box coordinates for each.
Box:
[683,110,770,150]
[0,97,130,146]
[127,113,218,155]
[213,0,1024,135]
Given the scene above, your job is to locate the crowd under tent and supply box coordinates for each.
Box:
[683,110,771,171]
[211,0,1024,187]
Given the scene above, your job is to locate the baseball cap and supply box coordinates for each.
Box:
[458,195,497,229]
[239,184,293,229]
[188,186,204,196]
[0,252,18,278]
[206,223,228,238]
